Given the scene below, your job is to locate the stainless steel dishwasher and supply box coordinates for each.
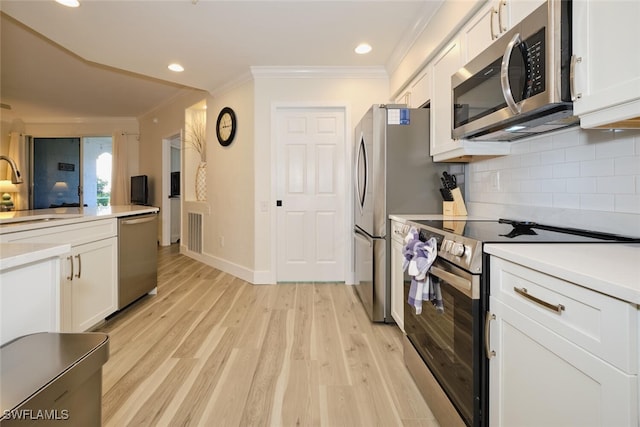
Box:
[118,213,158,309]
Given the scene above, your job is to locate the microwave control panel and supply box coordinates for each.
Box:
[524,28,546,98]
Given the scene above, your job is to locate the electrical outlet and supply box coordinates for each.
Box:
[490,171,501,191]
[219,236,225,247]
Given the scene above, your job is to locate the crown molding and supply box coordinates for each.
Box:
[385,1,443,75]
[15,116,139,125]
[250,66,388,80]
[208,71,254,98]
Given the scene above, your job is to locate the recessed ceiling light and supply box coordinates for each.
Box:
[168,63,184,72]
[55,0,80,7]
[355,43,372,55]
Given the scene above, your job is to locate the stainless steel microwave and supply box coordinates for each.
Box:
[451,0,578,141]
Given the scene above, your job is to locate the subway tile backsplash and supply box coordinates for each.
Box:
[466,127,640,235]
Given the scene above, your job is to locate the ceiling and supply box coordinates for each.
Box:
[0,0,444,122]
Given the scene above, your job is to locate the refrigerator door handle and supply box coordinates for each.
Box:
[355,134,368,214]
[354,227,373,247]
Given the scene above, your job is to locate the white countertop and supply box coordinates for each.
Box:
[485,243,640,305]
[390,214,493,222]
[0,242,71,271]
[0,205,159,235]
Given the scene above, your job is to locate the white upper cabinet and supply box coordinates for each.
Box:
[394,70,432,108]
[572,0,640,128]
[463,0,545,63]
[507,0,547,32]
[463,2,499,63]
[408,70,431,108]
[430,37,463,159]
[394,89,411,107]
[430,36,510,162]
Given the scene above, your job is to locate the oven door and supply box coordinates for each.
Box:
[404,258,483,426]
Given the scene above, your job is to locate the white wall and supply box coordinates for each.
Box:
[197,80,256,277]
[138,89,208,243]
[467,127,640,235]
[151,69,389,284]
[252,67,390,283]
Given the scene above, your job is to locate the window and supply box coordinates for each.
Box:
[32,136,112,208]
[96,152,112,206]
[83,137,112,207]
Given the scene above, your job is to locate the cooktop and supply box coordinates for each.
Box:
[411,218,640,244]
[407,218,640,274]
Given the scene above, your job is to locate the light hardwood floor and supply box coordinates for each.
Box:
[97,244,439,426]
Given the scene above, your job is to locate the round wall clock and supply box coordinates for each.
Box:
[216,107,237,146]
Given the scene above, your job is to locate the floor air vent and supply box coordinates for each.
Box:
[187,212,203,253]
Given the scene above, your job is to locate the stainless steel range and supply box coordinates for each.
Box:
[401,218,640,427]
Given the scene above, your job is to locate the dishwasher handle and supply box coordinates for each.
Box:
[120,215,156,226]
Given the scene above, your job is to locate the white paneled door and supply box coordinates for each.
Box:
[276,107,346,282]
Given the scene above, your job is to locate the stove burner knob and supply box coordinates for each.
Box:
[450,242,465,257]
[441,239,453,252]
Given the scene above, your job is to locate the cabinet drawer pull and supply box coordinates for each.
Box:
[485,311,496,359]
[498,0,507,33]
[490,6,497,40]
[67,255,74,281]
[75,254,82,279]
[514,287,565,314]
[570,55,583,101]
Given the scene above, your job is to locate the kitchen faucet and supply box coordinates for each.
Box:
[0,155,23,184]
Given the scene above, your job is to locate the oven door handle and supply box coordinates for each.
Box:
[429,265,473,298]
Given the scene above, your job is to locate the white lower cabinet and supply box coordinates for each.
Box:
[488,256,638,427]
[390,220,406,331]
[61,237,117,332]
[489,298,636,427]
[1,219,118,332]
[1,256,63,345]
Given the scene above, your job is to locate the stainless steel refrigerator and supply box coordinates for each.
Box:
[353,105,448,322]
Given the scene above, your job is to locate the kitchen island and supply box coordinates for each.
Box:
[0,205,159,233]
[0,205,159,338]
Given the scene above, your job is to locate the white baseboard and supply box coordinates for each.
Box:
[179,245,260,284]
